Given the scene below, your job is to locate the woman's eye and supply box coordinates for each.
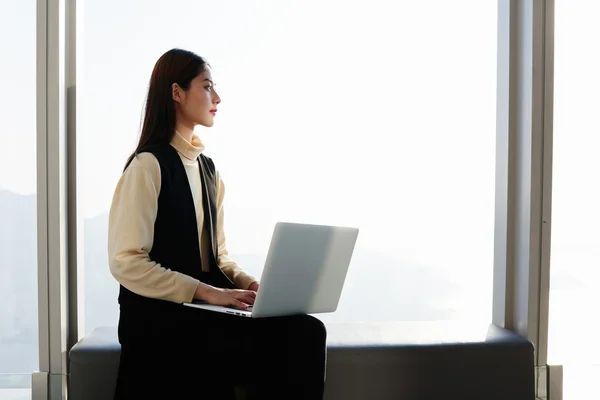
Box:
[205,86,213,92]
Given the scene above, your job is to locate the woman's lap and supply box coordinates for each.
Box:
[115,308,326,399]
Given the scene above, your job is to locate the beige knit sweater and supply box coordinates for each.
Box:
[108,132,258,304]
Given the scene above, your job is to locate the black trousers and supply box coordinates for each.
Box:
[114,306,327,400]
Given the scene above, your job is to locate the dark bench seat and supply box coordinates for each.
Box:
[69,321,534,399]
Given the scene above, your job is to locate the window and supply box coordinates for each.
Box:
[0,0,38,398]
[548,1,600,398]
[80,0,497,333]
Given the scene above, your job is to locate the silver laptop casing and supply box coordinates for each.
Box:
[183,222,359,318]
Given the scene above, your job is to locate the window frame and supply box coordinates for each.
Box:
[492,1,555,398]
[32,1,557,399]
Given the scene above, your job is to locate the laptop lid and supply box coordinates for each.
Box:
[251,222,359,318]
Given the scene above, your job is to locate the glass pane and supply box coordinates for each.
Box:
[548,1,600,398]
[0,0,38,397]
[80,0,497,333]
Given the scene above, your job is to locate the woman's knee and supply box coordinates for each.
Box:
[289,314,327,342]
[307,315,327,339]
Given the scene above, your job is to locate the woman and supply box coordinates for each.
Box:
[108,48,327,399]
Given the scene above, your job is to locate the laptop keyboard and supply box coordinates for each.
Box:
[232,305,252,311]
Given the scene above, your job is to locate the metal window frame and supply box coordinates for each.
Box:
[492,1,556,399]
[33,0,79,398]
[30,1,559,399]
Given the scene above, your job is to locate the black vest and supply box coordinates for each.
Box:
[118,144,235,313]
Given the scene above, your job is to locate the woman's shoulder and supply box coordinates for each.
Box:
[128,151,159,168]
[125,152,161,183]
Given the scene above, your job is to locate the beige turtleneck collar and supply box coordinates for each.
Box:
[171,130,205,160]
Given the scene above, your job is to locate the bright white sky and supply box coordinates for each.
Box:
[2,2,600,393]
[1,0,499,317]
[78,0,498,263]
[0,0,504,318]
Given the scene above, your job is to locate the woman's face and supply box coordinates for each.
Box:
[173,68,221,128]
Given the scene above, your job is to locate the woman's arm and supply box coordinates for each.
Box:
[215,172,259,290]
[108,153,200,303]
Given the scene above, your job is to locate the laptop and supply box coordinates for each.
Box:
[183,221,359,318]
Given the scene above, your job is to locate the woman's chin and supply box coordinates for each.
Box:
[197,119,215,128]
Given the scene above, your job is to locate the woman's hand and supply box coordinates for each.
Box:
[199,285,256,310]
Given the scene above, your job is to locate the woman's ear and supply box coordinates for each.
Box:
[172,83,182,103]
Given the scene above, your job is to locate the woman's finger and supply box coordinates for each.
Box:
[235,291,253,301]
[237,289,255,298]
[237,293,254,305]
[232,299,248,309]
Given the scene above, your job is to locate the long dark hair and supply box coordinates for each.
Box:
[126,48,209,167]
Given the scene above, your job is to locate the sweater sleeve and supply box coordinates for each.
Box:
[108,153,200,303]
[215,171,259,289]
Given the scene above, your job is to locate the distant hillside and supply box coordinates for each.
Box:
[83,212,460,329]
[0,190,38,374]
[1,188,497,374]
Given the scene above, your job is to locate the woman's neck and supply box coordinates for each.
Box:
[174,122,194,143]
